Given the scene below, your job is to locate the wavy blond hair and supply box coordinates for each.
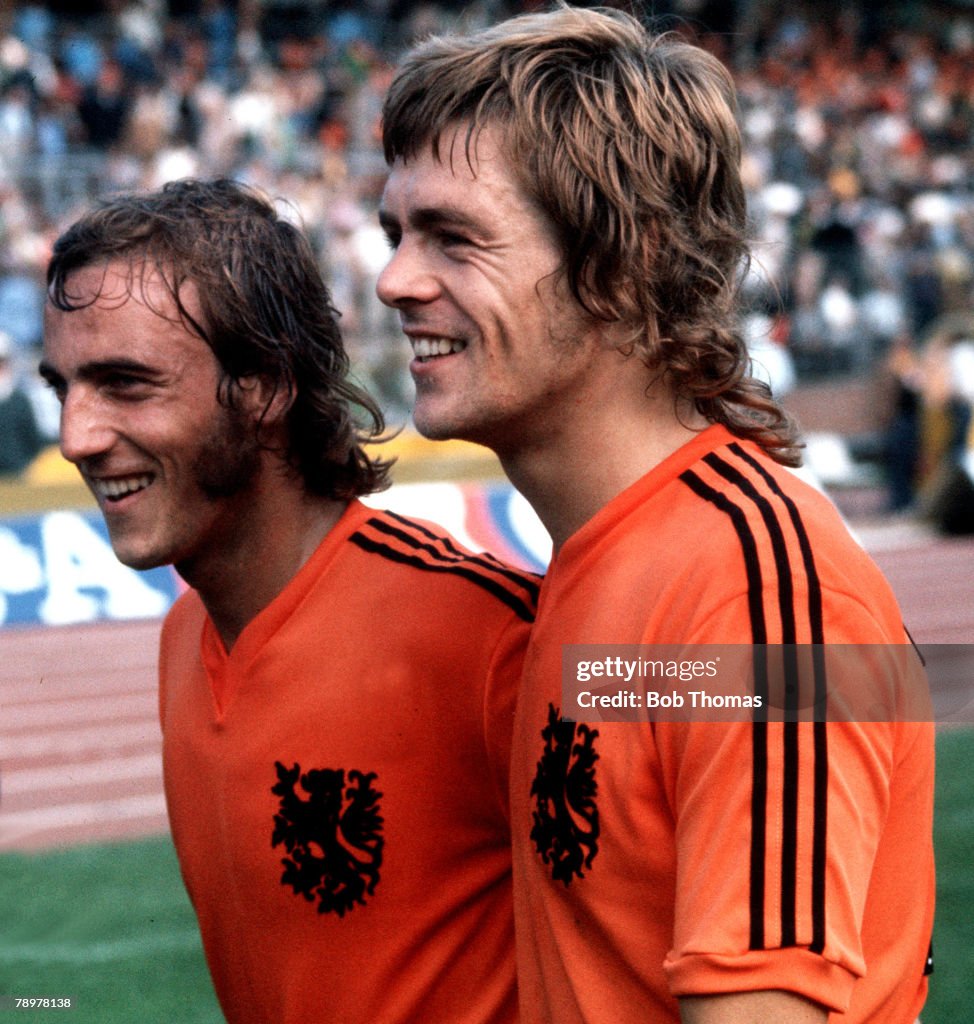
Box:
[383,5,800,465]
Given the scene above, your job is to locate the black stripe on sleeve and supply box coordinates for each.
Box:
[726,444,829,954]
[780,719,800,947]
[702,453,798,645]
[368,512,543,602]
[349,531,537,623]
[680,468,769,950]
[680,470,768,644]
[726,446,824,646]
[702,453,805,949]
[749,719,769,950]
[810,720,828,954]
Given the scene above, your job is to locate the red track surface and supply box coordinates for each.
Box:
[1,619,166,852]
[1,524,971,853]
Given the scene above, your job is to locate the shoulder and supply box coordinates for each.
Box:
[673,440,873,576]
[658,441,903,642]
[675,438,833,526]
[347,508,542,625]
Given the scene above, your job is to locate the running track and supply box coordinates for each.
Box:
[1,525,972,852]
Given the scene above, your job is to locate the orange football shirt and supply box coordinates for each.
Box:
[159,499,540,1024]
[511,425,934,1023]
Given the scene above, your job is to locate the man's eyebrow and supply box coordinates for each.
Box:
[381,206,483,234]
[38,357,160,384]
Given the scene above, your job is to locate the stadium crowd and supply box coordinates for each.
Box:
[0,0,972,513]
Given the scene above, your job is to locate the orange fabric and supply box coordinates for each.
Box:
[511,425,934,1024]
[159,499,539,1024]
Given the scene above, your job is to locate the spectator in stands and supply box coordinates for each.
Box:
[879,332,924,512]
[78,58,131,149]
[919,324,974,533]
[0,329,44,476]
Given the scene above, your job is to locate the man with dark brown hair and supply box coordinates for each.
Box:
[42,177,538,1023]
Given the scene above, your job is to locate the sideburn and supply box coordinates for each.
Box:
[192,403,263,500]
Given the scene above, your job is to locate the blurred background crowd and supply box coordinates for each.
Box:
[0,0,972,527]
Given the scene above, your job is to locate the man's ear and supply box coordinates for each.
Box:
[596,317,640,357]
[236,374,293,428]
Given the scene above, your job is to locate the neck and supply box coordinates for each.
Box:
[178,469,347,651]
[499,379,706,553]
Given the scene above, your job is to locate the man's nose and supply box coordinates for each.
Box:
[58,388,116,465]
[376,241,441,308]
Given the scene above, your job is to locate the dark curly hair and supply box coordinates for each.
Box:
[382,5,801,465]
[47,177,391,498]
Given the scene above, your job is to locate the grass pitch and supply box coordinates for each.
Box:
[0,836,222,1023]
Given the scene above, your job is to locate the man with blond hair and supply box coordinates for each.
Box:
[378,7,934,1022]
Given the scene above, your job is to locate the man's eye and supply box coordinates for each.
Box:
[105,374,151,396]
[438,230,471,248]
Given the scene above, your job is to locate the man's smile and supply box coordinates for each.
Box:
[409,336,468,362]
[88,473,155,503]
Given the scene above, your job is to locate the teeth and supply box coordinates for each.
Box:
[411,337,467,360]
[92,475,153,501]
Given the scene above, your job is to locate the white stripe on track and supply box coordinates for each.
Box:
[0,674,153,704]
[2,721,160,760]
[2,693,157,730]
[0,793,168,848]
[2,753,162,796]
